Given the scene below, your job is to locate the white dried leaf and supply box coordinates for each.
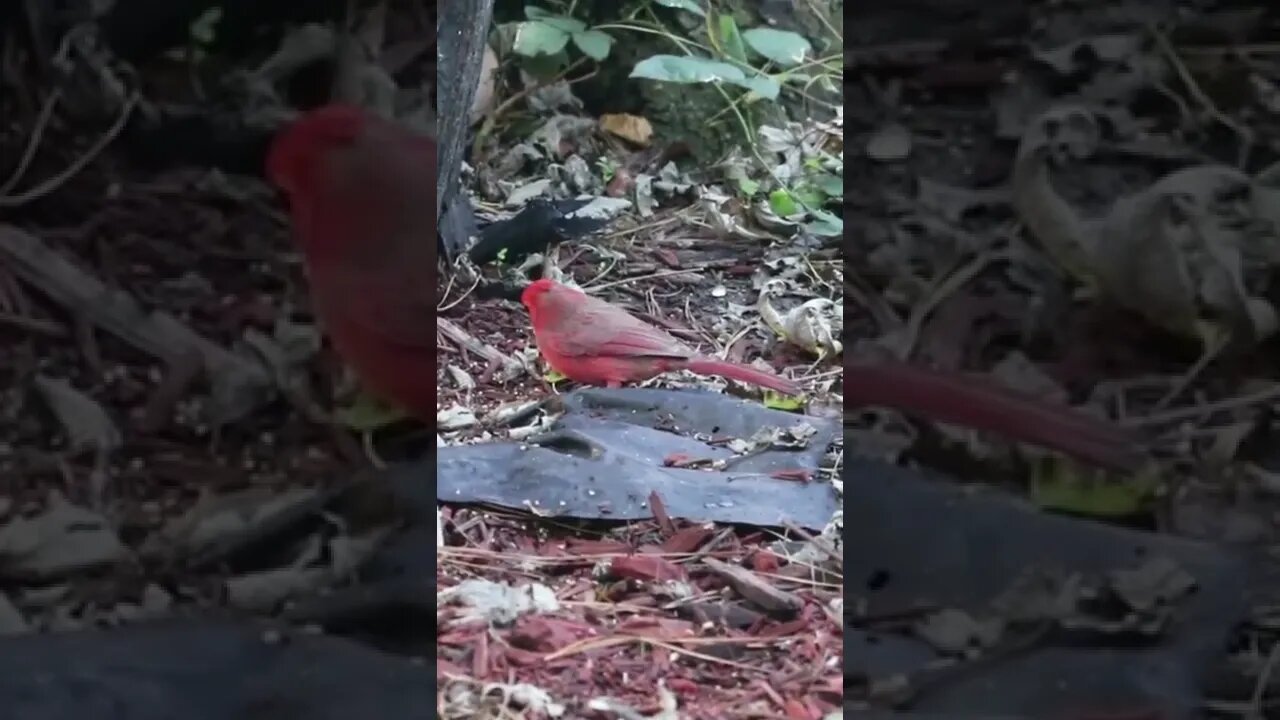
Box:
[701,191,770,240]
[227,566,329,612]
[147,487,317,558]
[33,375,120,456]
[483,400,540,427]
[447,364,475,390]
[0,491,130,579]
[776,298,842,357]
[571,196,631,219]
[255,23,336,81]
[865,122,912,162]
[439,579,560,625]
[990,352,1068,404]
[634,174,656,217]
[505,178,553,207]
[438,405,478,431]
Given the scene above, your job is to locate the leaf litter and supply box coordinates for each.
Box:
[850,2,1280,714]
[0,3,846,718]
[0,0,435,706]
[436,11,843,717]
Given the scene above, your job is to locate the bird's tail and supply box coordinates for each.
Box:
[846,360,1145,472]
[685,358,801,396]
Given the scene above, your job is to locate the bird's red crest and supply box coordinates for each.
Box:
[520,278,559,308]
[266,104,369,196]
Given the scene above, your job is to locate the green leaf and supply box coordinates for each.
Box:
[723,164,758,197]
[716,14,748,63]
[596,156,617,182]
[522,50,570,79]
[189,6,222,45]
[632,55,745,84]
[805,208,843,237]
[655,0,706,16]
[514,20,571,57]
[334,393,408,432]
[792,184,826,209]
[814,172,844,197]
[768,189,798,216]
[763,388,805,410]
[1030,459,1159,519]
[572,29,614,61]
[742,28,811,67]
[524,6,586,33]
[631,55,775,98]
[740,73,780,101]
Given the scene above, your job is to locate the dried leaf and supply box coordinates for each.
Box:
[865,122,911,162]
[0,491,130,579]
[439,579,560,625]
[913,608,1004,655]
[33,375,121,456]
[599,113,653,146]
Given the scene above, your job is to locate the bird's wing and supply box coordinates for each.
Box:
[539,288,693,360]
[310,264,437,350]
[301,133,437,351]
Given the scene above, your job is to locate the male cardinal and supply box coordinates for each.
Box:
[522,278,801,396]
[266,104,438,420]
[523,279,1142,472]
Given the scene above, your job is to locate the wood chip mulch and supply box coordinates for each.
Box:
[436,498,843,720]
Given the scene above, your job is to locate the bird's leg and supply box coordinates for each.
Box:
[1151,321,1230,412]
[361,430,388,470]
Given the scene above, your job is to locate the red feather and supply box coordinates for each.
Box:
[521,279,800,395]
[267,104,438,420]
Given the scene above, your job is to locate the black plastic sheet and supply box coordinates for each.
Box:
[435,388,842,528]
[0,619,431,720]
[845,459,1249,718]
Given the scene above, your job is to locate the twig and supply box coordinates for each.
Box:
[1122,383,1280,428]
[1250,643,1280,717]
[0,92,139,208]
[437,318,522,383]
[0,310,67,337]
[1148,328,1229,413]
[604,214,681,242]
[587,268,700,292]
[0,225,271,422]
[471,57,592,158]
[0,87,63,195]
[895,248,1011,361]
[781,520,843,564]
[436,264,482,312]
[1147,23,1253,167]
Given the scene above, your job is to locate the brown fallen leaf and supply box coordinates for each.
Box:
[600,113,653,146]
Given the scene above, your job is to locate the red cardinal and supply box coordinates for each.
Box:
[522,278,801,395]
[266,104,438,420]
[524,279,1142,471]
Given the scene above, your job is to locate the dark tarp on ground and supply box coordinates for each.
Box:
[844,459,1248,718]
[0,619,431,720]
[433,388,843,528]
